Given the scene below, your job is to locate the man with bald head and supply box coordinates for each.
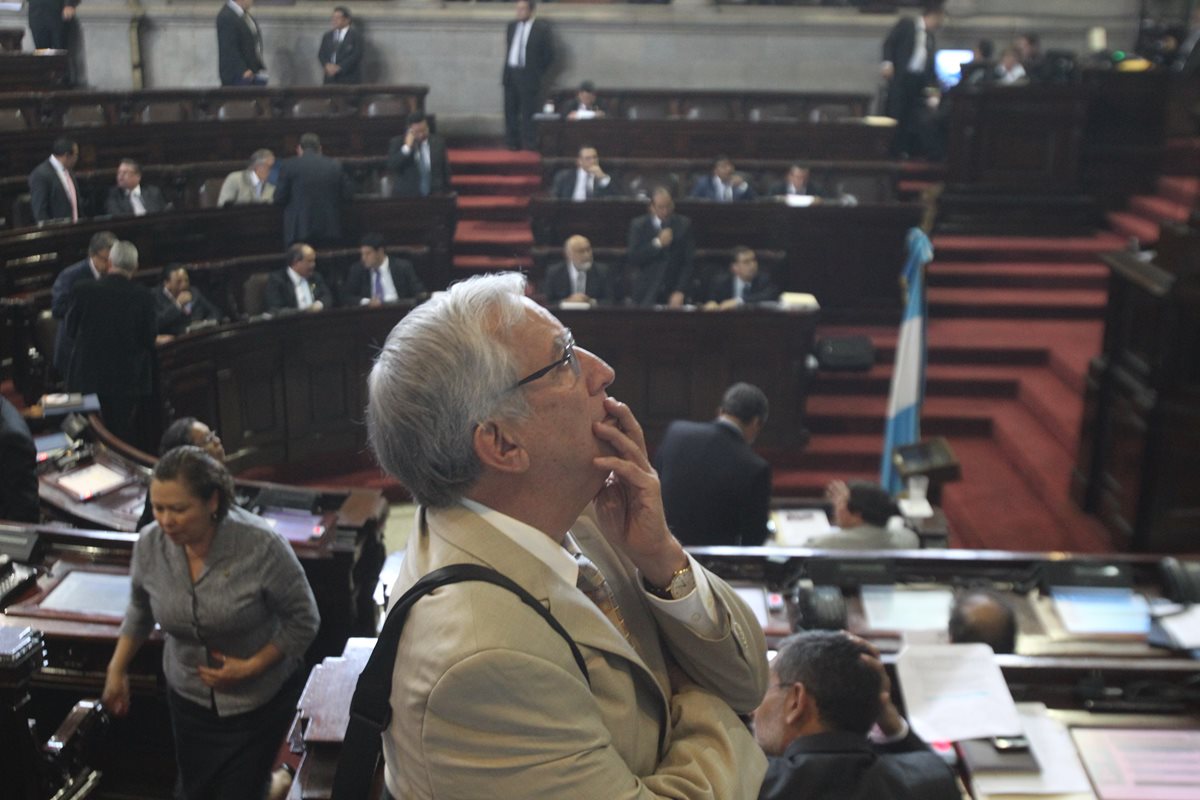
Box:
[948,588,1017,654]
[367,272,768,798]
[552,146,616,201]
[543,235,616,305]
[627,187,695,308]
[264,243,333,313]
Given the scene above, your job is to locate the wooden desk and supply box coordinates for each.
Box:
[155,304,818,478]
[536,118,895,161]
[0,85,427,175]
[529,198,923,315]
[544,88,871,123]
[0,52,69,93]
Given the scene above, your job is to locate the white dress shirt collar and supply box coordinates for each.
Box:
[459,498,578,586]
[226,0,245,17]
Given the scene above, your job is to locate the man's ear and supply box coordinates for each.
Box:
[785,681,813,727]
[473,420,529,474]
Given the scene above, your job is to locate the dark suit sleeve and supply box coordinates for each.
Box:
[593,263,617,305]
[0,428,39,523]
[264,273,290,312]
[145,185,168,213]
[342,264,367,305]
[105,187,126,217]
[746,273,781,304]
[318,30,334,66]
[314,274,335,308]
[883,18,909,64]
[393,259,425,298]
[738,462,771,547]
[338,29,364,74]
[672,220,696,295]
[217,12,249,78]
[544,263,567,303]
[690,178,710,200]
[626,218,662,268]
[28,165,51,223]
[272,163,291,207]
[552,170,571,199]
[155,292,187,335]
[192,289,223,322]
[51,265,77,320]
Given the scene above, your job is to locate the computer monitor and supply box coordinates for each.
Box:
[935,49,976,90]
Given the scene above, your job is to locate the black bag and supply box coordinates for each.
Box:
[814,335,876,372]
[330,563,590,800]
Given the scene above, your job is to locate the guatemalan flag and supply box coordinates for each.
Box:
[879,227,934,495]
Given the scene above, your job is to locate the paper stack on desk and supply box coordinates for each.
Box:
[1070,728,1200,800]
[896,644,1022,742]
[972,704,1094,800]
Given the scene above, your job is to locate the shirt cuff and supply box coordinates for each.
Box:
[359,297,370,305]
[869,717,910,744]
[641,553,721,638]
[401,144,413,155]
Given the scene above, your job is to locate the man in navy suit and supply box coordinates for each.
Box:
[264,243,334,313]
[28,0,77,50]
[342,233,426,306]
[502,0,554,150]
[653,382,772,547]
[387,112,451,198]
[627,187,695,307]
[274,132,353,248]
[755,631,960,800]
[881,0,946,158]
[0,396,39,523]
[64,240,160,451]
[50,230,116,376]
[706,247,780,308]
[690,156,756,202]
[318,6,363,84]
[104,159,168,217]
[217,0,266,85]
[551,146,616,201]
[28,137,80,224]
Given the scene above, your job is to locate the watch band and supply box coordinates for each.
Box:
[647,562,695,600]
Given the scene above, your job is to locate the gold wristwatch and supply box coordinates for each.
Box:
[646,562,695,600]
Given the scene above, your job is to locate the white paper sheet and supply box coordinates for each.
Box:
[1052,588,1150,636]
[1157,605,1200,649]
[973,703,1094,797]
[896,643,1022,742]
[773,509,832,545]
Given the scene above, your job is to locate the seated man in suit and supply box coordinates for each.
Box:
[0,395,39,523]
[551,145,616,201]
[769,164,827,199]
[690,155,756,202]
[755,631,960,800]
[264,242,333,314]
[155,266,224,335]
[387,112,450,198]
[105,159,168,217]
[28,136,80,223]
[805,480,918,550]
[706,247,780,309]
[653,382,771,547]
[217,148,276,206]
[51,230,116,377]
[318,6,363,85]
[343,232,426,306]
[627,187,695,307]
[563,79,606,120]
[543,235,616,306]
[949,588,1018,654]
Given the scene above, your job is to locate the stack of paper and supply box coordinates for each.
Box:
[896,644,1022,742]
[1071,728,1200,800]
[973,704,1094,799]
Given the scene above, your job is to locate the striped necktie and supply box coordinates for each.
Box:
[566,538,631,641]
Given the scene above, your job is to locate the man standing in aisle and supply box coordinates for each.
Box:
[217,0,267,86]
[502,0,554,151]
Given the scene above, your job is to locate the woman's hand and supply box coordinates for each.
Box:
[197,651,260,690]
[101,669,131,717]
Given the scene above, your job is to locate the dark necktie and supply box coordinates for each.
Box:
[373,269,384,300]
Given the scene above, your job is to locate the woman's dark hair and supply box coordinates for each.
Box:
[152,446,236,522]
[159,417,198,455]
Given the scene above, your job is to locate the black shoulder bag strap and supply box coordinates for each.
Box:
[331,563,590,800]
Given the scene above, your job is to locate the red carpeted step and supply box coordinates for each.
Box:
[932,233,1126,263]
[1015,369,1084,453]
[451,174,543,196]
[1128,194,1192,224]
[447,148,541,175]
[813,364,1021,399]
[1157,175,1200,207]
[928,287,1106,320]
[1105,211,1160,246]
[452,254,530,274]
[453,220,533,256]
[456,195,530,222]
[805,395,996,437]
[928,262,1108,290]
[762,434,883,472]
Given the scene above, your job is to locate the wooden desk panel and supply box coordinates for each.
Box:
[0,52,69,92]
[536,118,894,161]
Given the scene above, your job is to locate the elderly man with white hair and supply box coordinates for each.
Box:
[366,271,768,799]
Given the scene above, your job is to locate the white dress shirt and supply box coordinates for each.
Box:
[287,267,314,310]
[571,168,610,201]
[907,15,928,74]
[49,154,78,221]
[128,185,146,216]
[360,256,399,304]
[507,19,533,68]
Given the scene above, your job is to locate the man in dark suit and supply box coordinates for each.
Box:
[104,159,168,217]
[318,6,363,85]
[265,243,334,313]
[881,0,945,158]
[155,266,224,335]
[769,164,830,199]
[28,0,78,50]
[690,156,756,202]
[343,233,426,306]
[0,396,39,523]
[217,0,266,86]
[274,132,353,247]
[653,382,771,548]
[28,137,80,224]
[1176,8,1200,78]
[543,235,616,306]
[502,0,554,151]
[627,187,695,307]
[64,240,160,451]
[706,247,780,308]
[755,631,960,800]
[551,145,616,201]
[50,230,116,376]
[562,80,606,120]
[387,112,450,198]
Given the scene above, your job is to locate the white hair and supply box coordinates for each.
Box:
[108,240,138,274]
[366,272,532,507]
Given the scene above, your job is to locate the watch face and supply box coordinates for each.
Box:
[668,568,696,599]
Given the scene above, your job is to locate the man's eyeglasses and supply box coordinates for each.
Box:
[514,332,580,389]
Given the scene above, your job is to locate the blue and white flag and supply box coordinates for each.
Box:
[880,227,934,495]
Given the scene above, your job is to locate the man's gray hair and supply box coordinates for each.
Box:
[249,148,274,167]
[108,240,138,274]
[367,272,532,507]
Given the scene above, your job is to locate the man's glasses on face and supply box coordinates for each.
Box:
[514,332,581,389]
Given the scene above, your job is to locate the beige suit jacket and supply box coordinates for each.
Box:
[383,503,768,799]
[216,169,275,206]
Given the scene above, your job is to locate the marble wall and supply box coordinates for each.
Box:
[1,0,1143,134]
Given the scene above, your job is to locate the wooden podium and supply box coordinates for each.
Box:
[1072,221,1200,552]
